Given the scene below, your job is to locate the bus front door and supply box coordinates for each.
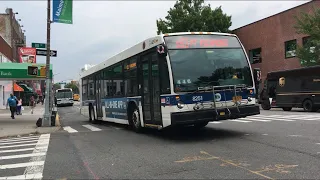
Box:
[140,52,162,126]
[95,74,103,119]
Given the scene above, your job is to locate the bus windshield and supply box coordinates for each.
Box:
[56,92,73,99]
[164,35,253,92]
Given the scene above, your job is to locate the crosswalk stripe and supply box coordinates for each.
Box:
[63,126,78,133]
[0,136,39,143]
[239,118,271,122]
[0,140,38,146]
[0,146,47,154]
[82,124,102,131]
[0,161,44,170]
[209,121,222,124]
[245,116,295,122]
[0,152,46,160]
[254,115,320,121]
[0,173,43,180]
[229,120,251,123]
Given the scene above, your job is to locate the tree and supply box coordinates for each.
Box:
[53,83,61,90]
[156,0,232,35]
[65,83,79,94]
[294,7,320,67]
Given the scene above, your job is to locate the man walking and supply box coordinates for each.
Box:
[6,94,18,119]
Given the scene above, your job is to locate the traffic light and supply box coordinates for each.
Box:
[40,66,46,77]
[27,66,38,76]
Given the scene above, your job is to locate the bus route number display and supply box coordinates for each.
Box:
[176,38,228,48]
[164,35,241,49]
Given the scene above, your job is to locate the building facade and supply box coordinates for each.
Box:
[0,8,26,109]
[233,0,320,86]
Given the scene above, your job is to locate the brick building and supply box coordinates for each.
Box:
[0,8,26,62]
[233,0,320,86]
[0,8,26,109]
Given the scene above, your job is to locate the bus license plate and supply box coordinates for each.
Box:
[232,96,242,102]
[220,112,225,116]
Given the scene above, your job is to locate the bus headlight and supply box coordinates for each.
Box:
[177,101,185,109]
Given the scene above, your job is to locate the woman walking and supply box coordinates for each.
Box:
[29,96,35,114]
[16,97,22,115]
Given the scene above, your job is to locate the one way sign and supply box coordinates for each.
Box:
[36,49,57,57]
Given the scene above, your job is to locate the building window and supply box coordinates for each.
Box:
[249,48,262,64]
[285,39,297,58]
[302,36,315,53]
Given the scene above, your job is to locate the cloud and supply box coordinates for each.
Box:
[0,0,309,82]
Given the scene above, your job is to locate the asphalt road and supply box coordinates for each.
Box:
[40,104,320,179]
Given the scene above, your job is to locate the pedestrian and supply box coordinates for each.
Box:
[6,94,17,119]
[16,97,22,115]
[29,95,35,114]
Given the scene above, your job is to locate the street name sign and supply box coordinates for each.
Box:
[32,43,46,49]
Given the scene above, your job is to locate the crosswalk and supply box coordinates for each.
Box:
[210,114,320,124]
[0,134,50,180]
[61,114,320,133]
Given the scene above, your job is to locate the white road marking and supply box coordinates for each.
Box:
[246,116,295,122]
[0,152,46,160]
[316,143,320,145]
[63,126,78,133]
[262,134,268,136]
[82,124,102,131]
[229,120,251,123]
[239,118,271,122]
[0,140,38,146]
[209,121,222,124]
[0,146,47,154]
[288,135,302,137]
[0,161,44,170]
[0,143,38,149]
[0,136,39,143]
[0,173,43,180]
[24,134,50,177]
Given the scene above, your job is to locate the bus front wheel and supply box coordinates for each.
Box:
[89,105,95,122]
[303,99,317,112]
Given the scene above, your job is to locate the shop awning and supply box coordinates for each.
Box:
[4,83,24,92]
[0,63,53,80]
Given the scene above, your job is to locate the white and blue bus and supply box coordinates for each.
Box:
[79,32,260,132]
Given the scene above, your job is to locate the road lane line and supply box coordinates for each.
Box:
[0,161,44,170]
[63,126,78,133]
[0,173,43,180]
[24,134,50,177]
[0,136,39,143]
[229,120,252,123]
[0,140,38,146]
[82,124,102,131]
[245,116,295,122]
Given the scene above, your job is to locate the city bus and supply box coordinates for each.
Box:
[79,32,260,132]
[55,88,74,107]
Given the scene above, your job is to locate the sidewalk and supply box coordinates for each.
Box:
[0,104,61,138]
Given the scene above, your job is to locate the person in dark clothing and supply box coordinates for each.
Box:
[6,94,18,119]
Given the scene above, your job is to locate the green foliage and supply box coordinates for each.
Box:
[53,83,61,90]
[156,0,232,35]
[65,83,79,94]
[294,7,320,67]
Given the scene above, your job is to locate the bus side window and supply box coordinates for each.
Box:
[159,57,171,94]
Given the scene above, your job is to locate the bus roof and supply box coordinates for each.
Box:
[79,32,237,79]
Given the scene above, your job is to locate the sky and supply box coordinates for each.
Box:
[0,0,309,83]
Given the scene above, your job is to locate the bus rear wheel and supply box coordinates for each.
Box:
[129,107,143,133]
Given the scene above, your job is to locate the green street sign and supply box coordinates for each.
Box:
[32,43,46,49]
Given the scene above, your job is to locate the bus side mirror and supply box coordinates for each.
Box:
[157,44,167,57]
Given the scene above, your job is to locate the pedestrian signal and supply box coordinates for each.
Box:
[27,66,38,76]
[40,66,46,77]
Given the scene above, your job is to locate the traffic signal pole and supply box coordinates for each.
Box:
[43,0,51,127]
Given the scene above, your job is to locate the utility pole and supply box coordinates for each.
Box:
[43,0,51,126]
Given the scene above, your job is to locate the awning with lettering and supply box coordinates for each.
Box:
[0,63,53,80]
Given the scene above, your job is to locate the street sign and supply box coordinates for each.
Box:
[32,43,46,49]
[36,49,57,57]
[58,82,67,85]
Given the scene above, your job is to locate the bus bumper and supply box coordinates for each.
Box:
[170,105,260,125]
